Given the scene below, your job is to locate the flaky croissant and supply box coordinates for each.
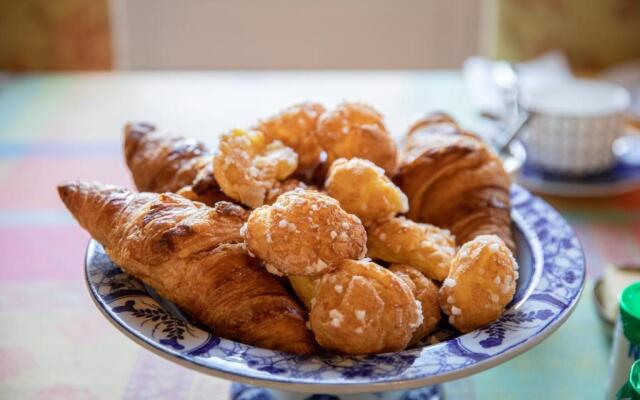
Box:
[124,122,226,202]
[58,181,315,355]
[396,113,516,251]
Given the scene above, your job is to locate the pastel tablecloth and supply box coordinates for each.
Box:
[1,72,639,400]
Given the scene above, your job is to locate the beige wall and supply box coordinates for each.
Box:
[111,0,482,70]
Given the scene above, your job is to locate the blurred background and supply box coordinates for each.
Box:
[1,0,639,71]
[1,1,640,399]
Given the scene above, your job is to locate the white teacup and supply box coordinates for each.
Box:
[521,79,631,176]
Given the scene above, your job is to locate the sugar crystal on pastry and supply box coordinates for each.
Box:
[316,102,398,177]
[213,129,298,208]
[310,259,421,354]
[244,189,367,277]
[438,234,518,333]
[255,102,326,178]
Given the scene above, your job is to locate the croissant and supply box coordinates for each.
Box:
[396,113,516,252]
[124,123,225,201]
[58,181,316,355]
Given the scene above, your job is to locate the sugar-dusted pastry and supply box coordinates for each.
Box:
[325,158,408,225]
[439,235,518,333]
[316,102,398,176]
[367,217,456,281]
[58,181,316,355]
[309,259,422,354]
[389,264,441,345]
[256,102,326,178]
[265,178,311,206]
[396,113,515,251]
[213,129,298,208]
[244,189,367,277]
[124,122,218,194]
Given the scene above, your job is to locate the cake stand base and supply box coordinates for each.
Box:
[230,383,444,400]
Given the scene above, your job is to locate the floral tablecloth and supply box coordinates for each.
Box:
[1,72,638,399]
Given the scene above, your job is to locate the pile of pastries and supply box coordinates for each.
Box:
[59,102,518,356]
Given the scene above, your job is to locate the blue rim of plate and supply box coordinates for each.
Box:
[85,184,585,394]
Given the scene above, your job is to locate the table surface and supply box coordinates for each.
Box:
[1,71,639,400]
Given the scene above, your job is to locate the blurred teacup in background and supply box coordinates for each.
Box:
[521,80,631,176]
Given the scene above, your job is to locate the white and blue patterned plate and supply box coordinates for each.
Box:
[85,185,585,394]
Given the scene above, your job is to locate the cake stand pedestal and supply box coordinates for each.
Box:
[230,383,444,400]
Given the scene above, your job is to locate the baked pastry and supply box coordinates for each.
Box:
[389,264,441,345]
[256,102,326,178]
[316,102,398,177]
[244,189,367,277]
[396,113,516,251]
[58,181,315,355]
[213,129,298,208]
[325,158,408,226]
[367,217,456,281]
[309,259,422,354]
[124,122,218,195]
[439,235,518,333]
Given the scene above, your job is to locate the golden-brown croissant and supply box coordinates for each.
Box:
[396,113,516,251]
[124,122,223,201]
[58,181,316,355]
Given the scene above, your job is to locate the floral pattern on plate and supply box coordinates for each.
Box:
[85,184,585,391]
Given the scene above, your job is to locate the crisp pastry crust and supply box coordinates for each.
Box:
[310,259,421,354]
[213,129,298,208]
[256,102,326,178]
[316,102,398,177]
[396,113,515,252]
[325,158,408,225]
[58,181,316,355]
[389,264,441,346]
[367,217,456,281]
[244,189,367,277]
[124,122,217,194]
[439,234,518,333]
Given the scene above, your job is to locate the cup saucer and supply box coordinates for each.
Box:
[518,141,640,197]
